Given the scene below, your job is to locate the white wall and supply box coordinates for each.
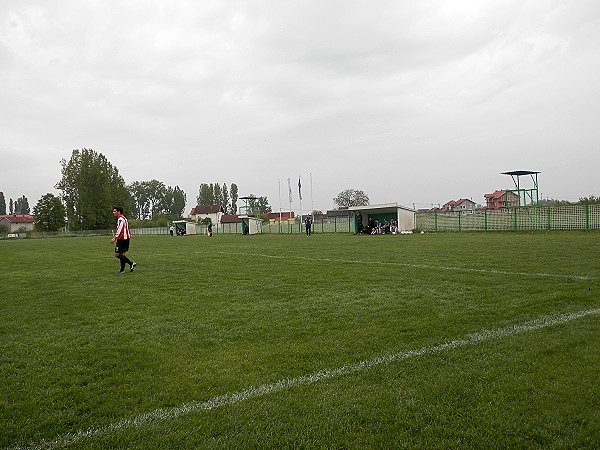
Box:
[397,208,415,231]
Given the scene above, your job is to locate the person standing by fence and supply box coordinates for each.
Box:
[304,215,313,236]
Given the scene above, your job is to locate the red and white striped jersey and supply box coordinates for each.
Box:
[114,215,131,240]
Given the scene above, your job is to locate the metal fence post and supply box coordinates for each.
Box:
[585,203,590,231]
[484,209,488,231]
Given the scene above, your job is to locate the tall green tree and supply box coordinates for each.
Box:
[9,198,14,215]
[163,185,187,218]
[213,183,222,208]
[196,183,214,206]
[333,189,369,209]
[33,194,66,231]
[55,148,129,230]
[229,183,238,214]
[145,179,167,218]
[246,194,271,215]
[129,181,151,220]
[0,192,6,215]
[221,184,229,214]
[197,182,238,213]
[130,181,187,220]
[14,195,30,214]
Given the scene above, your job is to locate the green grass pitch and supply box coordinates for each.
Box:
[1,231,599,449]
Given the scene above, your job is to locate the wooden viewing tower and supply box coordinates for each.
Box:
[501,170,540,207]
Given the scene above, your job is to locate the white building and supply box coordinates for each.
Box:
[348,203,416,233]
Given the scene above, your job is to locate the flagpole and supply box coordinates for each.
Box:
[310,172,314,220]
[298,175,302,232]
[287,177,292,234]
[278,178,282,233]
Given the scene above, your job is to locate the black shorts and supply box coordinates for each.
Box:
[115,239,130,253]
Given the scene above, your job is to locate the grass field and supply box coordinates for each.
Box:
[1,231,599,449]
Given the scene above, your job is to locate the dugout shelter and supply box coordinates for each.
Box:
[348,203,416,233]
[171,220,196,235]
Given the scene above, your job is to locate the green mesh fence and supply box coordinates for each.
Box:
[258,217,354,234]
[416,203,600,232]
[195,217,355,235]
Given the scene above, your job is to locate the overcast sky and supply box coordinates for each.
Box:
[1,0,599,215]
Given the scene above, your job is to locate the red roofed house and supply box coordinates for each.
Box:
[189,205,224,223]
[220,214,241,224]
[484,190,519,209]
[441,199,477,215]
[0,215,35,232]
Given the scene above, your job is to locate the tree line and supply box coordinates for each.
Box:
[129,180,186,221]
[1,149,188,232]
[197,183,239,215]
[2,149,371,233]
[11,148,598,234]
[0,148,274,232]
[195,183,273,217]
[0,192,30,215]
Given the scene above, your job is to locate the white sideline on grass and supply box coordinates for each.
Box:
[214,251,594,280]
[13,307,600,450]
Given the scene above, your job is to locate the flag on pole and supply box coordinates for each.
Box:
[298,176,302,200]
[288,178,292,203]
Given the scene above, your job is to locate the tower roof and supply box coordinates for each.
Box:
[501,170,540,176]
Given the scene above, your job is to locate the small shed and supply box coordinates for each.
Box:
[238,215,262,235]
[348,203,416,233]
[171,220,196,235]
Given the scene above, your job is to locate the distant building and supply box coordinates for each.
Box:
[220,214,241,224]
[0,215,35,232]
[261,212,295,222]
[189,205,224,223]
[484,190,519,209]
[441,199,477,215]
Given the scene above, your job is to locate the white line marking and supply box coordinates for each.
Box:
[11,307,600,450]
[214,251,594,280]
